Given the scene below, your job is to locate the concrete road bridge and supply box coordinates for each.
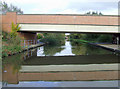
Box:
[2,12,120,42]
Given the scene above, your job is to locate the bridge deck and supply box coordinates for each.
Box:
[19,24,119,33]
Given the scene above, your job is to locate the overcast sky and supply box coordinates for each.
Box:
[2,0,119,15]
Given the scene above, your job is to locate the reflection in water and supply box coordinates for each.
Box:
[37,46,44,56]
[72,43,87,55]
[24,49,35,60]
[23,40,119,65]
[37,41,75,56]
[37,40,113,56]
[2,40,119,86]
[37,44,65,56]
[2,53,24,85]
[54,41,75,56]
[3,54,24,73]
[23,54,119,65]
[71,42,113,55]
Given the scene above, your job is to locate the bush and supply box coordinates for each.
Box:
[2,31,8,41]
[41,33,65,45]
[70,33,83,39]
[83,34,100,41]
[70,33,113,43]
[97,35,112,43]
[37,33,43,39]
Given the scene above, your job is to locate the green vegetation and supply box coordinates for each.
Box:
[10,22,21,37]
[37,33,44,39]
[1,1,24,57]
[70,33,113,44]
[2,53,24,73]
[1,1,23,14]
[71,42,112,55]
[38,33,65,45]
[2,23,22,57]
[97,35,112,43]
[43,45,64,56]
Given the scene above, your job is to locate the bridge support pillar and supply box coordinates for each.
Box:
[116,34,120,45]
[113,34,120,45]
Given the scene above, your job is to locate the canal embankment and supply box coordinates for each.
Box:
[2,31,46,58]
[23,43,45,51]
[2,43,45,58]
[97,44,120,52]
[88,43,120,53]
[14,43,45,55]
[70,38,120,53]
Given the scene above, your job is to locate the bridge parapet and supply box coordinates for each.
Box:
[17,14,118,26]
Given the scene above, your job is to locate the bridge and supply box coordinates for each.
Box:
[2,12,120,41]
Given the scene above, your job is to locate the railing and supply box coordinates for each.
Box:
[21,39,39,48]
[23,49,33,60]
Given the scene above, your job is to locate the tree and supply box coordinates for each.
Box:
[85,11,103,16]
[70,33,84,39]
[1,2,23,14]
[86,11,91,15]
[92,11,96,15]
[40,33,65,45]
[99,12,103,15]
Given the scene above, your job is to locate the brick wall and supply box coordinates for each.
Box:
[17,14,118,25]
[2,12,17,32]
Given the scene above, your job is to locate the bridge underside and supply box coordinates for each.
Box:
[19,24,119,34]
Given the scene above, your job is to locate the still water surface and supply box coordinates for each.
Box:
[37,40,114,56]
[2,40,119,87]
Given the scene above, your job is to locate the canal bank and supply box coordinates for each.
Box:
[70,39,120,53]
[88,43,120,53]
[23,43,45,51]
[98,44,120,52]
[2,43,45,58]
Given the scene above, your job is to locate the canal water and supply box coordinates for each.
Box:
[37,40,113,56]
[2,40,119,87]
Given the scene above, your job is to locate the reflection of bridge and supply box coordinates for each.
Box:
[23,54,119,65]
[2,12,120,44]
[2,48,119,84]
[3,63,119,84]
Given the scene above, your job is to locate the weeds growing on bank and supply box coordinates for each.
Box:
[2,23,23,57]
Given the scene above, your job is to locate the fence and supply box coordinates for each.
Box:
[21,39,39,48]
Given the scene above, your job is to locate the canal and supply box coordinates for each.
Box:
[2,40,119,87]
